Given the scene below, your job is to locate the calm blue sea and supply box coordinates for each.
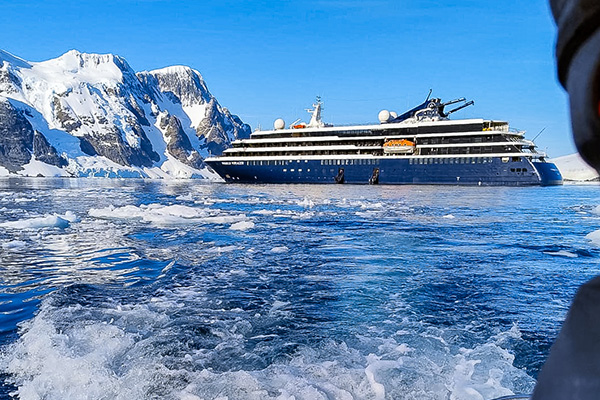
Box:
[0,178,598,400]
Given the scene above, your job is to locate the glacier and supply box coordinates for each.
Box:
[0,49,250,179]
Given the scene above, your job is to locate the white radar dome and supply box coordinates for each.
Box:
[390,111,398,119]
[378,110,391,123]
[274,118,285,130]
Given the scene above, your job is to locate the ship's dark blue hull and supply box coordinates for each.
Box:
[206,157,563,186]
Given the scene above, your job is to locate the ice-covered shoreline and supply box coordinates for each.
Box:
[551,153,599,183]
[1,149,597,184]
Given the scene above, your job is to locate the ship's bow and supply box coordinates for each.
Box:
[533,161,563,186]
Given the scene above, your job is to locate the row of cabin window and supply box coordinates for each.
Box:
[409,157,495,165]
[321,159,380,166]
[419,135,502,145]
[239,157,518,167]
[421,146,519,155]
[244,159,381,167]
[252,129,375,140]
[234,150,383,157]
[247,160,309,166]
[240,141,380,148]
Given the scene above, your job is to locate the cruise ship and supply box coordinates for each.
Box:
[205,95,563,186]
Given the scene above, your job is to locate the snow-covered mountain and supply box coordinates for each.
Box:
[0,49,250,178]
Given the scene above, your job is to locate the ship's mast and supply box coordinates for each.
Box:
[306,96,325,128]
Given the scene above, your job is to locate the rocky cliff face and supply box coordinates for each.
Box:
[0,98,35,172]
[0,49,250,178]
[138,66,250,156]
[0,97,66,173]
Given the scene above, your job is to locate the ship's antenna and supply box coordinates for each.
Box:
[426,89,433,101]
[532,127,546,142]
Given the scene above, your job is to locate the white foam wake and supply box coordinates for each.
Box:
[1,298,535,400]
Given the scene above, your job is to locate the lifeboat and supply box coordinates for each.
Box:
[383,139,416,154]
[293,123,307,129]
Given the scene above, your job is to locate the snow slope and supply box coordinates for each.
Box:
[551,153,599,182]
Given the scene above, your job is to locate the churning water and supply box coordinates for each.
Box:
[0,178,599,399]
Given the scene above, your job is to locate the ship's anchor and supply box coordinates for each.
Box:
[335,168,345,184]
[369,168,380,185]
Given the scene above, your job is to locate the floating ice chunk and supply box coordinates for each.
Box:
[62,211,79,223]
[0,214,72,229]
[89,203,248,225]
[270,246,289,254]
[179,392,202,400]
[395,343,412,354]
[207,245,240,253]
[2,240,27,249]
[297,198,315,208]
[253,209,275,216]
[230,220,255,231]
[543,250,578,258]
[586,230,600,246]
[268,300,291,317]
[145,204,206,219]
[592,205,600,215]
[89,204,144,220]
[204,215,248,224]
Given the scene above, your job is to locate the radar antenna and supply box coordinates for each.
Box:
[306,96,325,128]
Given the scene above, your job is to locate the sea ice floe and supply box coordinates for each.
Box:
[296,198,315,208]
[270,246,289,254]
[586,229,600,246]
[206,245,240,254]
[543,250,578,258]
[229,220,255,231]
[253,209,275,216]
[2,240,27,249]
[89,203,248,226]
[176,194,194,201]
[0,211,78,230]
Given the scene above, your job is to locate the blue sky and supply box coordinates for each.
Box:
[1,0,573,156]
